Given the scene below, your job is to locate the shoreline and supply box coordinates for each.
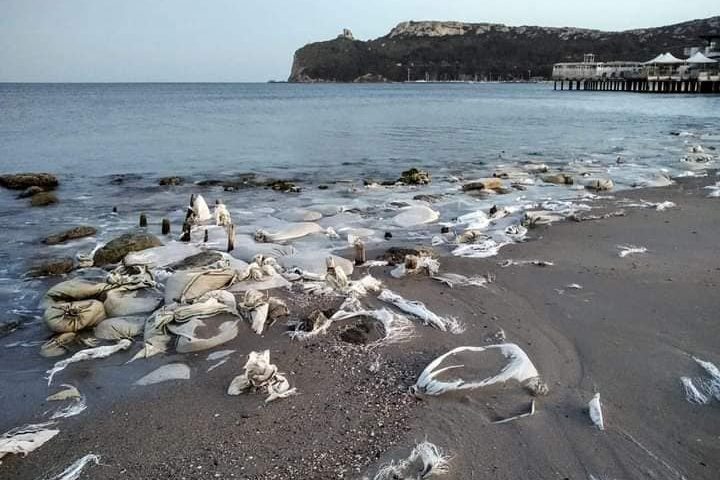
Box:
[2,174,720,479]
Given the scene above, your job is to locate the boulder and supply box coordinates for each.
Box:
[93,232,163,266]
[159,176,184,186]
[28,257,75,277]
[43,226,97,245]
[17,186,44,199]
[462,178,504,192]
[0,173,58,190]
[30,191,58,207]
[398,168,431,185]
[542,174,574,185]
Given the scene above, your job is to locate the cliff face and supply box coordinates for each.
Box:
[289,17,720,82]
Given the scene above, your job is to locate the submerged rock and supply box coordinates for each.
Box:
[28,257,75,277]
[17,186,45,198]
[0,172,58,190]
[398,167,431,185]
[380,246,437,265]
[30,191,58,207]
[462,178,504,192]
[267,179,300,193]
[43,226,97,245]
[93,232,163,266]
[0,320,20,338]
[542,173,574,185]
[159,176,184,186]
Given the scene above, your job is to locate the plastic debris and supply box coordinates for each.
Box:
[369,441,451,480]
[46,339,132,385]
[390,255,440,278]
[378,289,463,334]
[0,422,60,459]
[412,344,541,396]
[588,393,605,430]
[622,199,676,211]
[287,310,332,340]
[49,395,87,420]
[681,356,720,404]
[617,245,647,258]
[492,399,536,424]
[254,222,323,243]
[329,308,415,345]
[500,259,554,268]
[680,377,710,405]
[227,350,297,403]
[214,201,232,226]
[45,453,101,480]
[46,385,81,402]
[135,363,191,386]
[207,349,235,362]
[432,273,492,288]
[565,283,583,290]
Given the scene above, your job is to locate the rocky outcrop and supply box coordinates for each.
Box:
[43,226,97,245]
[289,16,720,82]
[93,233,163,266]
[0,173,58,190]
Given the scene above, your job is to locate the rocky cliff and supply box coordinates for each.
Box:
[289,17,720,82]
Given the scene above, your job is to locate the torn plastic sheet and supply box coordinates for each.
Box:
[46,339,132,385]
[49,395,87,420]
[432,273,492,288]
[704,182,720,198]
[368,441,451,480]
[451,239,507,259]
[135,363,191,386]
[287,310,332,340]
[589,393,605,430]
[412,344,540,396]
[500,259,554,268]
[227,350,297,403]
[214,202,232,226]
[681,356,720,404]
[392,205,439,228]
[46,385,81,402]
[45,453,101,480]
[378,289,464,334]
[327,308,415,345]
[492,399,536,424]
[620,199,676,211]
[617,244,647,258]
[680,377,710,405]
[0,422,59,459]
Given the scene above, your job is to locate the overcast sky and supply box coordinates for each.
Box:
[1,0,717,82]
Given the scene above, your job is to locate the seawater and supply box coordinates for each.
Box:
[0,83,719,328]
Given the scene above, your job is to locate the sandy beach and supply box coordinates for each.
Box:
[1,173,718,480]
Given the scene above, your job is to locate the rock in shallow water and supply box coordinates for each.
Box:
[93,232,163,266]
[0,172,58,190]
[43,226,97,245]
[28,257,75,277]
[30,191,58,207]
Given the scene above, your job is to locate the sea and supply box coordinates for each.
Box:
[0,82,719,327]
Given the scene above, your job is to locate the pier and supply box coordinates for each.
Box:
[553,36,720,94]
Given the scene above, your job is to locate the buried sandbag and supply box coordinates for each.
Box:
[368,441,451,480]
[390,254,439,278]
[163,268,237,304]
[588,393,605,430]
[40,333,83,358]
[124,243,202,269]
[254,222,324,243]
[378,289,463,334]
[44,300,107,333]
[227,350,297,403]
[168,314,239,353]
[47,384,81,402]
[0,422,60,459]
[104,288,162,317]
[391,205,439,228]
[277,252,353,277]
[94,316,146,340]
[42,279,111,307]
[46,339,132,385]
[332,309,414,345]
[411,344,544,396]
[237,290,287,335]
[135,363,191,386]
[228,235,297,263]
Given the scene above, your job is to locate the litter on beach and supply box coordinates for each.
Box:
[680,356,720,405]
[588,393,605,430]
[492,399,536,424]
[412,344,542,396]
[432,273,493,288]
[378,289,464,334]
[0,422,60,459]
[46,339,132,385]
[49,395,87,420]
[368,441,451,480]
[617,244,648,258]
[45,453,101,480]
[500,259,554,268]
[227,350,297,403]
[135,363,191,386]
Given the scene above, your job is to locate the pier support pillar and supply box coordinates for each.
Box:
[554,81,557,91]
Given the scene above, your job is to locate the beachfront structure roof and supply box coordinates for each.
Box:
[686,51,718,64]
[644,52,685,64]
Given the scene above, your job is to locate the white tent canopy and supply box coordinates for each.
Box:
[644,52,685,64]
[686,51,717,64]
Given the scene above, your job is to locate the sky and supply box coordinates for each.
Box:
[1,0,717,82]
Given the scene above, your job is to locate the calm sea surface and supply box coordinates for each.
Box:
[0,82,718,329]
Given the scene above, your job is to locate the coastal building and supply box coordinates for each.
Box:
[552,35,720,93]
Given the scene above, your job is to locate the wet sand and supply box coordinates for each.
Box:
[2,175,720,479]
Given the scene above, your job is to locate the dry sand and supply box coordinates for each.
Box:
[1,175,719,479]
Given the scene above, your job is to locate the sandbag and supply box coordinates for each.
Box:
[392,205,439,228]
[254,222,323,243]
[44,300,106,333]
[163,268,237,304]
[124,244,202,269]
[43,279,110,306]
[277,252,353,276]
[168,315,239,353]
[94,316,146,340]
[229,235,296,263]
[104,288,163,317]
[193,194,212,222]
